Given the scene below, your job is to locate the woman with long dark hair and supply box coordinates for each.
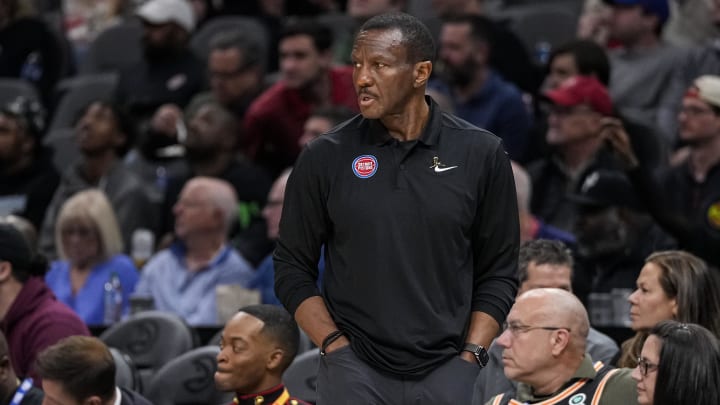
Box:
[632,320,720,405]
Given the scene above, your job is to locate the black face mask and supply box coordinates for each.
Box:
[575,207,630,259]
[142,40,183,63]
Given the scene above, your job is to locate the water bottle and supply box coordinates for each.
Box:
[20,52,43,82]
[103,272,123,325]
[534,41,552,66]
[131,228,155,269]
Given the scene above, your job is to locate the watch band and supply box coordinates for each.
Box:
[462,343,489,368]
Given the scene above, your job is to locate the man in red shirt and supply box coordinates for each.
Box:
[243,19,358,176]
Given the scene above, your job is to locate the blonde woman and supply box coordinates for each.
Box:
[45,189,139,325]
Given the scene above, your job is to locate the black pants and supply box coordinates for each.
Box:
[317,346,480,404]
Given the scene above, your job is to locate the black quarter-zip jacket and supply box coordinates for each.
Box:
[275,97,519,377]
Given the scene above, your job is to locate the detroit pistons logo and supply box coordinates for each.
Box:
[352,155,378,178]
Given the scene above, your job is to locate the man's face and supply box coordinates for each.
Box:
[298,116,334,148]
[41,379,82,405]
[518,262,572,295]
[279,35,328,89]
[677,97,720,145]
[574,206,630,259]
[608,5,653,44]
[439,22,483,88]
[209,48,259,105]
[173,183,218,239]
[215,312,276,394]
[545,104,601,147]
[0,114,30,171]
[351,28,420,120]
[713,0,720,26]
[348,0,400,19]
[495,298,557,386]
[75,103,124,156]
[142,21,183,60]
[544,53,578,90]
[262,175,288,240]
[185,105,229,160]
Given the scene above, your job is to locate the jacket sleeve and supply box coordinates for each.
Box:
[470,141,520,325]
[273,143,328,315]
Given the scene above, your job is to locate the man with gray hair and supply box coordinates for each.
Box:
[134,176,255,325]
[187,30,267,122]
[473,239,619,404]
[482,288,634,405]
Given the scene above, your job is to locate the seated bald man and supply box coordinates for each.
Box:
[485,289,636,405]
[472,239,618,404]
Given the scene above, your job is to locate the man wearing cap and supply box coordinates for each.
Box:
[0,97,59,230]
[602,0,684,145]
[116,0,204,124]
[662,0,720,140]
[604,74,720,267]
[528,75,623,233]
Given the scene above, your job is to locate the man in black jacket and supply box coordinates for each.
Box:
[274,12,519,404]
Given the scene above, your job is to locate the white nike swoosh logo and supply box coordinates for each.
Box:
[434,166,458,173]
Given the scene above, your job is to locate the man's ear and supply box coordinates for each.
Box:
[413,61,432,88]
[266,348,285,371]
[550,329,571,356]
[0,355,10,379]
[83,396,103,405]
[0,261,12,282]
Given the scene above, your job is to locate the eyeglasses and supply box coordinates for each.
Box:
[502,321,571,337]
[61,225,96,238]
[542,103,596,117]
[679,106,716,117]
[209,64,254,81]
[636,356,659,377]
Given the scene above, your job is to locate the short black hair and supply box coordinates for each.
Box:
[0,223,48,283]
[517,239,574,284]
[74,101,137,157]
[550,39,611,86]
[442,15,495,47]
[280,18,333,53]
[36,336,116,403]
[359,12,435,63]
[238,305,300,372]
[209,30,265,71]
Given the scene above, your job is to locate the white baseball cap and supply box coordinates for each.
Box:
[136,0,195,33]
[689,75,720,109]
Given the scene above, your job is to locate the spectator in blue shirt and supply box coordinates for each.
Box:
[45,189,139,326]
[430,15,532,161]
[133,176,254,325]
